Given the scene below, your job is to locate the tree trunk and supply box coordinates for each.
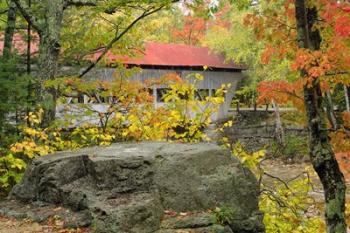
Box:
[26,0,32,125]
[3,0,16,59]
[271,100,284,145]
[325,90,338,130]
[344,84,350,113]
[38,0,64,126]
[294,1,347,232]
[27,0,31,75]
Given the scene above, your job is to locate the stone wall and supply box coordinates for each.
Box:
[223,111,307,152]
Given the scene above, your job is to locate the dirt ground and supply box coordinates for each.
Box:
[0,216,89,233]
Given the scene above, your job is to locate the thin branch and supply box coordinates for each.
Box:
[273,89,304,100]
[267,16,297,30]
[263,172,291,190]
[13,0,42,34]
[98,14,123,30]
[260,189,289,208]
[0,9,8,14]
[65,0,97,7]
[66,1,142,14]
[79,5,165,78]
[323,71,349,76]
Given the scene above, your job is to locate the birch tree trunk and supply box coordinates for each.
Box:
[344,85,350,113]
[271,100,284,146]
[294,1,347,232]
[325,91,338,130]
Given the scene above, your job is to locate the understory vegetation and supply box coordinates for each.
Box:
[1,73,349,232]
[0,72,227,194]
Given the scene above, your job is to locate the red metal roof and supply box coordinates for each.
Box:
[92,42,243,70]
[0,35,242,70]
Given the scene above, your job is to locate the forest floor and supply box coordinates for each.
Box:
[0,215,89,233]
[0,160,349,233]
[261,159,350,202]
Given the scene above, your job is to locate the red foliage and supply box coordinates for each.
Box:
[260,45,276,65]
[343,112,350,128]
[245,0,350,185]
[331,113,350,180]
[171,6,231,46]
[334,16,350,37]
[244,0,350,84]
[172,16,207,45]
[292,49,333,78]
[336,152,350,181]
[320,0,350,25]
[257,80,303,108]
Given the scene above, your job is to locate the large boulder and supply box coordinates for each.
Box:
[2,142,264,233]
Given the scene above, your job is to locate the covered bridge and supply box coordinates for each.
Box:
[0,35,245,120]
[86,42,245,120]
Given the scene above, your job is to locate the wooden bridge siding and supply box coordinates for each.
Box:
[84,68,243,120]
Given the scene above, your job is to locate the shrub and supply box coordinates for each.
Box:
[212,205,235,225]
[270,134,308,160]
[223,140,325,233]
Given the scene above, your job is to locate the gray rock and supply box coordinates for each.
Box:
[3,142,264,233]
[160,213,213,229]
[91,193,162,233]
[156,225,234,233]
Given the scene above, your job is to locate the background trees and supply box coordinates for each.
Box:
[12,0,178,124]
[215,0,350,232]
[294,1,346,231]
[184,0,350,232]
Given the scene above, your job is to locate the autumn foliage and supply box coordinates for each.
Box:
[171,7,231,46]
[332,113,350,181]
[245,0,350,84]
[172,16,207,45]
[335,152,350,181]
[246,2,350,217]
[257,80,303,108]
[0,71,227,193]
